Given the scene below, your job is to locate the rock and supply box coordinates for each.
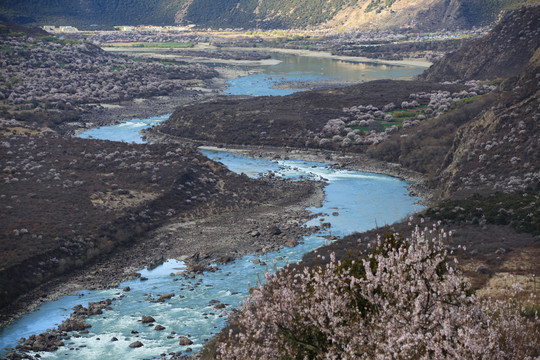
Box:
[127,272,141,279]
[111,337,118,342]
[250,230,260,237]
[123,286,130,292]
[284,239,298,247]
[267,225,282,236]
[129,341,144,348]
[178,336,193,346]
[141,316,155,324]
[157,293,174,302]
[155,325,166,331]
[140,277,148,281]
[58,319,91,332]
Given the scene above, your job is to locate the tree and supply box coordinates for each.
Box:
[217,224,539,359]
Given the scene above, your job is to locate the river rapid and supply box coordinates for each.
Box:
[0,51,426,359]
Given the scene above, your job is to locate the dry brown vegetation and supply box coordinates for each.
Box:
[0,126,315,310]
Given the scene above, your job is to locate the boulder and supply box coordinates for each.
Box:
[267,225,282,236]
[141,316,155,324]
[178,336,193,346]
[58,319,91,332]
[284,239,298,247]
[157,293,174,302]
[129,341,143,348]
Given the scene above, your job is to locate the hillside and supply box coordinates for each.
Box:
[326,0,539,31]
[1,0,538,30]
[0,24,217,130]
[155,4,539,201]
[436,47,540,198]
[419,4,540,81]
[367,5,540,198]
[0,0,190,27]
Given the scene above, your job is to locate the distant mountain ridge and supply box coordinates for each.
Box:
[1,0,538,30]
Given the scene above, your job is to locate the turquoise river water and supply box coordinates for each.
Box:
[0,52,426,359]
[224,50,425,96]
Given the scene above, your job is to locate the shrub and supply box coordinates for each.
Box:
[217,225,539,359]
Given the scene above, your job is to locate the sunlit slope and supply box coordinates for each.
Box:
[1,0,538,30]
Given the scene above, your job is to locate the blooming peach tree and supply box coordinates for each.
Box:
[217,224,539,359]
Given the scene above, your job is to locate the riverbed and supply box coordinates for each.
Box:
[106,45,428,96]
[0,144,423,359]
[1,49,426,359]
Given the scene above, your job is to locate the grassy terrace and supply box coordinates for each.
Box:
[131,42,196,48]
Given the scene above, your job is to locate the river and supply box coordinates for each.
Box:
[0,51,426,359]
[222,50,426,96]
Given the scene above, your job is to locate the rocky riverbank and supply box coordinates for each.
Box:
[143,127,433,204]
[64,66,252,136]
[3,177,325,358]
[0,124,324,326]
[199,145,432,203]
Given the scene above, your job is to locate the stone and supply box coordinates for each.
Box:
[123,286,130,292]
[58,319,91,332]
[157,293,174,302]
[284,239,298,247]
[476,265,493,276]
[155,325,166,331]
[141,316,155,324]
[129,341,143,348]
[267,225,281,236]
[178,336,193,346]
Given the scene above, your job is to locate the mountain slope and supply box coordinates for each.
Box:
[328,0,539,30]
[1,0,538,30]
[419,4,540,81]
[0,0,190,27]
[437,46,540,197]
[367,5,539,197]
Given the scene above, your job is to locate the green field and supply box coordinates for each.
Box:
[131,42,196,48]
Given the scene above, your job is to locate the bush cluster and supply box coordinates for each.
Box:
[217,224,539,359]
